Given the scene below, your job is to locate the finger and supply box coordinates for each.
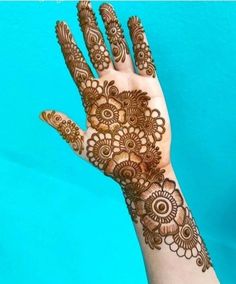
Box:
[40,110,84,156]
[99,3,134,72]
[77,0,114,75]
[128,16,156,78]
[56,21,94,88]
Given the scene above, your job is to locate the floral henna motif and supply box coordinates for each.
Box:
[143,108,165,142]
[87,132,113,169]
[113,127,147,154]
[128,16,156,77]
[80,78,211,271]
[137,179,185,234]
[78,1,111,71]
[100,3,129,63]
[43,75,210,271]
[41,111,84,154]
[165,208,212,271]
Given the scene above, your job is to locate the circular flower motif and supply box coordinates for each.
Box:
[136,179,185,234]
[87,132,113,169]
[90,44,110,71]
[80,79,103,110]
[89,96,125,131]
[107,20,123,43]
[113,127,147,154]
[165,208,202,259]
[134,42,152,70]
[105,152,146,184]
[58,120,83,153]
[143,108,165,142]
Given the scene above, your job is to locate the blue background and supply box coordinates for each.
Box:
[0,1,235,283]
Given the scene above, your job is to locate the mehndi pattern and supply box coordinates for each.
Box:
[128,16,156,77]
[42,0,212,272]
[78,1,111,71]
[82,79,210,272]
[100,3,129,63]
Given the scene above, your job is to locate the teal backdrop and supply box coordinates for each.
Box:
[0,1,235,283]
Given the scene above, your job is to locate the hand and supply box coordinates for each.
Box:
[41,1,171,187]
[41,1,216,277]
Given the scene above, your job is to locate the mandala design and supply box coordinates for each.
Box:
[88,96,125,132]
[113,127,147,154]
[100,3,129,63]
[128,16,156,77]
[136,179,185,234]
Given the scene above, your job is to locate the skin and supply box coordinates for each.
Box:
[40,1,220,283]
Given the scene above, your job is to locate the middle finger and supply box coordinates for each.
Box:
[77,0,114,76]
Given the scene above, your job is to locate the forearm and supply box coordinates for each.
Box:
[125,164,220,284]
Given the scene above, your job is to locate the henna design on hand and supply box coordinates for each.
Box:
[42,77,211,272]
[100,3,129,63]
[41,111,84,154]
[41,1,213,272]
[128,16,156,77]
[56,21,93,87]
[77,1,111,72]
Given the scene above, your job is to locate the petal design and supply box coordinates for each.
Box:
[172,189,184,206]
[162,179,176,194]
[159,220,178,236]
[141,215,159,231]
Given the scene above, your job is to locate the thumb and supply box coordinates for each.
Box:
[40,110,84,155]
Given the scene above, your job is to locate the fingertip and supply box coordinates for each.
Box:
[128,16,140,27]
[39,110,48,122]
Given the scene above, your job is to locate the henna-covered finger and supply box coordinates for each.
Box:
[99,3,134,72]
[77,0,114,75]
[128,16,156,78]
[40,110,84,155]
[56,21,94,88]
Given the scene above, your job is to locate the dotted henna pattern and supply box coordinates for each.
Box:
[78,1,111,71]
[128,16,156,77]
[100,3,129,63]
[41,111,84,154]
